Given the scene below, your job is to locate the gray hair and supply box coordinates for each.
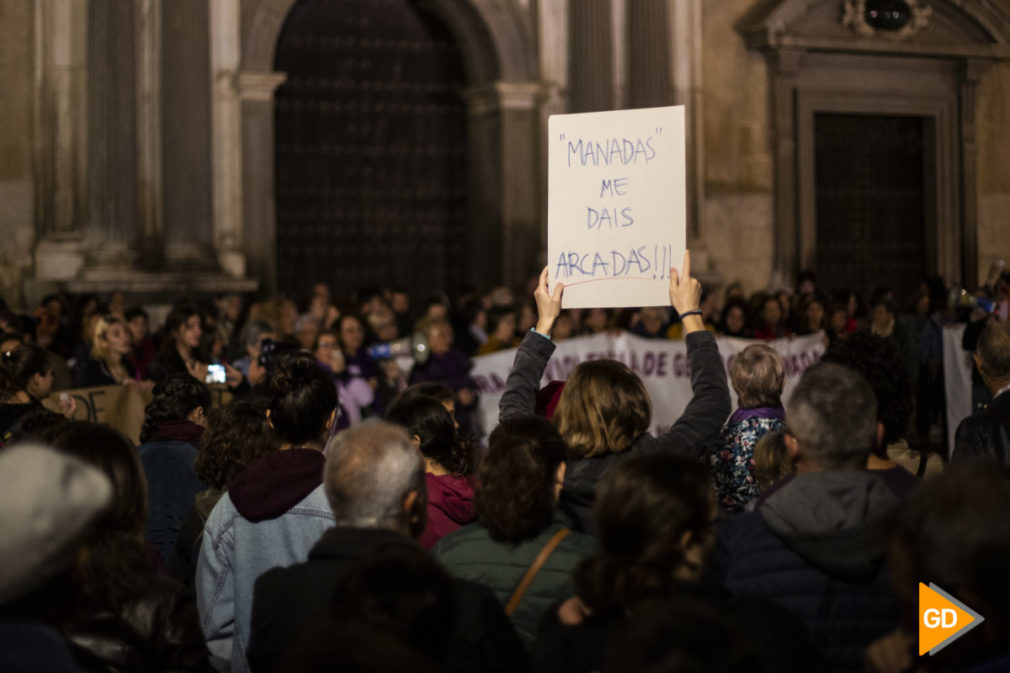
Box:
[978,321,1010,383]
[785,362,877,469]
[240,320,275,350]
[323,420,425,530]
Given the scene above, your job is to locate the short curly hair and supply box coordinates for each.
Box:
[194,400,278,490]
[821,331,911,451]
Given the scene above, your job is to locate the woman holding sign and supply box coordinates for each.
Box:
[499,251,730,535]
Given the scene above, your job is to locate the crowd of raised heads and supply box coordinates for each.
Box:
[0,256,1009,673]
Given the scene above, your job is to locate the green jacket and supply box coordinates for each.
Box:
[433,513,595,649]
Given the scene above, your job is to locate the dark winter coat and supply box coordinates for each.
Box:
[138,422,206,565]
[710,470,901,673]
[64,573,213,673]
[953,390,1010,467]
[247,527,529,673]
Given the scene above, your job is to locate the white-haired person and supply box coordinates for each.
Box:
[710,344,786,514]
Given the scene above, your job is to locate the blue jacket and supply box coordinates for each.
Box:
[710,471,900,673]
[139,438,205,564]
[195,449,334,673]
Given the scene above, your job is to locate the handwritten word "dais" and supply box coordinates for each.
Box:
[567,137,656,168]
[587,206,633,230]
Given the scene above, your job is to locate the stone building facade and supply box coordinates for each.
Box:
[1,0,1007,308]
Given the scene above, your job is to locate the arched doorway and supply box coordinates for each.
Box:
[273,0,469,297]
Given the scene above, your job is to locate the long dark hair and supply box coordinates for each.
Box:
[385,395,473,477]
[48,421,150,610]
[476,416,567,543]
[268,351,337,445]
[575,454,713,616]
[157,304,201,359]
[139,373,212,443]
[195,400,278,490]
[0,343,51,399]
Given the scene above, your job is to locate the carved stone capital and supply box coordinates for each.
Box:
[236,70,287,102]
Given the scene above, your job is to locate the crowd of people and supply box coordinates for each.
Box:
[0,253,1009,673]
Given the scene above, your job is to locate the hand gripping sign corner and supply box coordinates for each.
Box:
[919,583,985,656]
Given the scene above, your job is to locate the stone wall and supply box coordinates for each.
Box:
[976,60,1010,287]
[0,0,36,310]
[700,0,776,295]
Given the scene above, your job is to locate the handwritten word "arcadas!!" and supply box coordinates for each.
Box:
[566,136,656,168]
[554,244,673,281]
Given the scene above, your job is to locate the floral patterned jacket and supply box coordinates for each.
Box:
[710,407,785,513]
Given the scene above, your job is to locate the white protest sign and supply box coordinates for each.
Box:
[548,106,687,308]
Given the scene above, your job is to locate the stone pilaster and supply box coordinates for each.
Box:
[568,0,613,112]
[211,0,245,277]
[238,70,286,292]
[32,0,89,280]
[161,0,215,269]
[86,0,139,270]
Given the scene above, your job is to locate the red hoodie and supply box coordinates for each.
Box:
[420,472,476,550]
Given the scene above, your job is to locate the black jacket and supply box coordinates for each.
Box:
[952,390,1010,467]
[247,527,529,673]
[64,573,212,673]
[499,330,730,534]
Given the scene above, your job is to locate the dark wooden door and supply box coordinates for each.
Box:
[814,113,928,303]
[274,0,468,298]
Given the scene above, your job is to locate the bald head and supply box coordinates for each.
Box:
[323,421,425,532]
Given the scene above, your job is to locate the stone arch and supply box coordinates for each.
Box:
[236,0,538,292]
[241,0,534,83]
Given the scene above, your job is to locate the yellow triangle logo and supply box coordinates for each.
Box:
[919,582,985,656]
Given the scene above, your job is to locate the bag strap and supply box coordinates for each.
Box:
[505,527,571,616]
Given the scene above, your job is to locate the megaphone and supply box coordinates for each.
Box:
[948,286,994,313]
[368,331,430,365]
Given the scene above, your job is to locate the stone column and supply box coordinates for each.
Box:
[667,0,705,249]
[768,49,806,287]
[86,0,140,270]
[161,0,215,269]
[568,0,613,112]
[628,0,671,108]
[238,71,286,293]
[32,0,90,280]
[135,0,163,261]
[464,82,543,290]
[210,0,245,277]
[536,0,569,255]
[959,58,991,287]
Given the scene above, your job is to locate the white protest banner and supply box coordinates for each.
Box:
[471,332,827,442]
[547,106,686,308]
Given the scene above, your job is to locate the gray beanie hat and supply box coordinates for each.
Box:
[0,443,112,604]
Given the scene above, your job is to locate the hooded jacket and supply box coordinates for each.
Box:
[711,470,900,673]
[195,449,334,673]
[419,472,477,550]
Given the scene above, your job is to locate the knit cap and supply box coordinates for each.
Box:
[0,443,112,604]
